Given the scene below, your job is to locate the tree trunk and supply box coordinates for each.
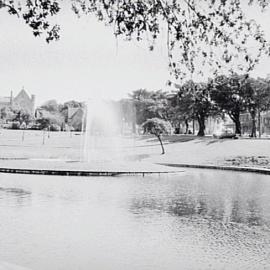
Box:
[197,115,205,136]
[157,135,165,154]
[185,119,189,134]
[234,118,241,135]
[258,110,261,138]
[229,113,241,135]
[250,110,257,138]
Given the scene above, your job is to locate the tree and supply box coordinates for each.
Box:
[36,113,63,130]
[129,89,156,125]
[244,77,270,137]
[40,99,59,112]
[0,106,13,120]
[1,1,270,77]
[36,117,51,130]
[175,81,215,136]
[210,74,248,135]
[13,109,32,125]
[169,85,194,134]
[148,90,171,121]
[129,89,173,128]
[142,118,172,154]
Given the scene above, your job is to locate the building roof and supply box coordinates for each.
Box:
[14,88,31,101]
[68,107,84,120]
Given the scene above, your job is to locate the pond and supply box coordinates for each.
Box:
[0,169,269,270]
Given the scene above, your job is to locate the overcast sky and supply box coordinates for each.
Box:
[0,3,270,106]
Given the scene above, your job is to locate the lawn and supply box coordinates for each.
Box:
[0,129,269,170]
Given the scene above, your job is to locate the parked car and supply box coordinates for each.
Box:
[213,129,238,139]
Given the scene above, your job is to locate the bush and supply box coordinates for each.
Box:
[50,124,61,131]
[11,121,21,130]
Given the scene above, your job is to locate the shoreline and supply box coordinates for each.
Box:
[0,130,269,176]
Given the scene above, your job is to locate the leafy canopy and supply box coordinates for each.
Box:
[142,117,172,136]
[1,0,270,77]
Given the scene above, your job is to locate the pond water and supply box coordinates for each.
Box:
[0,169,269,270]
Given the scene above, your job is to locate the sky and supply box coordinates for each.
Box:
[0,2,270,106]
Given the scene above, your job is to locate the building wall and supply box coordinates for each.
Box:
[13,90,35,115]
[0,96,12,109]
[68,108,85,131]
[225,111,270,136]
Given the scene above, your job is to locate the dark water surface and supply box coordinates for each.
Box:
[0,169,269,270]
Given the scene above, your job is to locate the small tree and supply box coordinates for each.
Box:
[142,118,172,155]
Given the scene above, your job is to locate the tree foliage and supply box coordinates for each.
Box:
[210,73,248,134]
[242,76,270,136]
[40,99,59,112]
[174,80,215,136]
[142,117,172,154]
[2,0,270,77]
[129,89,158,125]
[0,0,60,42]
[13,109,32,125]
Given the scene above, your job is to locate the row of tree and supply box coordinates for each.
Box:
[128,73,270,137]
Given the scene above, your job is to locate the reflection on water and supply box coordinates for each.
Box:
[0,170,269,270]
[0,186,31,206]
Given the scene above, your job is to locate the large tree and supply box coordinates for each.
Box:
[129,89,156,125]
[175,80,214,136]
[244,77,270,137]
[210,73,248,135]
[169,86,193,134]
[1,1,270,77]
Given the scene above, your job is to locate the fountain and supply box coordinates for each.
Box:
[0,98,181,176]
[82,98,125,163]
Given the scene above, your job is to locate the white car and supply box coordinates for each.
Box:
[213,129,237,139]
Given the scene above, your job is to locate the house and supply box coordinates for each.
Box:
[67,107,85,131]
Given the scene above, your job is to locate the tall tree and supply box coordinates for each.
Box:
[244,77,270,137]
[148,90,171,121]
[175,81,214,136]
[129,89,155,125]
[210,73,247,135]
[169,89,192,134]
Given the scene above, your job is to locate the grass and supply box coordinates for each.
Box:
[0,129,269,170]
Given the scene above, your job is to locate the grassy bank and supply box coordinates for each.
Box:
[0,129,269,170]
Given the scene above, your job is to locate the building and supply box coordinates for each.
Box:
[67,107,85,131]
[0,88,35,116]
[0,95,12,109]
[239,111,270,136]
[221,111,270,136]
